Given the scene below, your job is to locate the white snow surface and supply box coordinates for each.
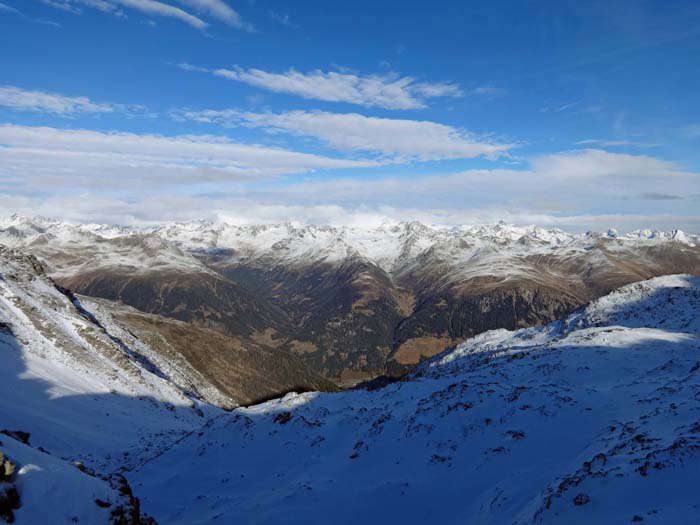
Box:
[126,274,700,524]
[0,247,217,475]
[0,437,131,524]
[1,215,697,276]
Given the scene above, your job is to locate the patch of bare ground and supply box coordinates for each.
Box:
[289,340,319,354]
[393,288,416,317]
[392,337,455,365]
[338,368,376,388]
[250,328,283,348]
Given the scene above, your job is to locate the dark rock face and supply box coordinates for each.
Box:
[217,259,405,382]
[396,285,581,341]
[57,270,287,338]
[0,449,20,523]
[387,284,583,374]
[111,307,337,406]
[0,483,20,523]
[106,473,157,525]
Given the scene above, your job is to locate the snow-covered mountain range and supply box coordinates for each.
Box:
[1,214,697,273]
[2,238,698,523]
[1,214,699,384]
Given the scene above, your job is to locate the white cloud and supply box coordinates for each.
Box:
[42,0,251,29]
[174,109,513,161]
[0,121,695,232]
[266,9,297,29]
[0,85,126,115]
[411,82,463,98]
[206,66,463,109]
[3,192,698,233]
[532,149,691,178]
[73,0,124,15]
[40,0,81,13]
[575,139,661,148]
[539,102,579,113]
[175,62,210,73]
[172,0,252,30]
[467,86,507,96]
[34,18,62,26]
[0,2,19,12]
[0,124,380,188]
[113,0,206,28]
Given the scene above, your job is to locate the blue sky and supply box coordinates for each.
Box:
[1,0,699,231]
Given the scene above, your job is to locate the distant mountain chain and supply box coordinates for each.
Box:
[2,215,697,266]
[2,214,699,385]
[1,241,699,522]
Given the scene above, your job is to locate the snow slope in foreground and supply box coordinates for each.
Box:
[131,275,700,525]
[0,435,148,524]
[0,247,216,473]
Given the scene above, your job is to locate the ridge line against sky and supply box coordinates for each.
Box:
[0,1,699,231]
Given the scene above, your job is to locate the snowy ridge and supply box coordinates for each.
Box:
[153,219,700,273]
[428,274,700,373]
[1,215,697,277]
[0,246,221,473]
[0,215,212,277]
[130,274,700,524]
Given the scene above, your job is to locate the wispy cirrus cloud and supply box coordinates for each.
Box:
[105,0,205,28]
[467,86,507,97]
[178,64,464,109]
[266,9,297,29]
[40,0,81,13]
[575,139,661,148]
[172,0,253,30]
[0,85,145,115]
[538,101,579,113]
[174,61,210,73]
[70,0,124,16]
[173,108,513,161]
[680,124,700,138]
[39,0,251,30]
[0,2,19,12]
[3,2,64,26]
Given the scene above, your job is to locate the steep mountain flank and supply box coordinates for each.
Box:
[59,268,287,338]
[91,298,335,404]
[0,246,331,416]
[215,257,406,383]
